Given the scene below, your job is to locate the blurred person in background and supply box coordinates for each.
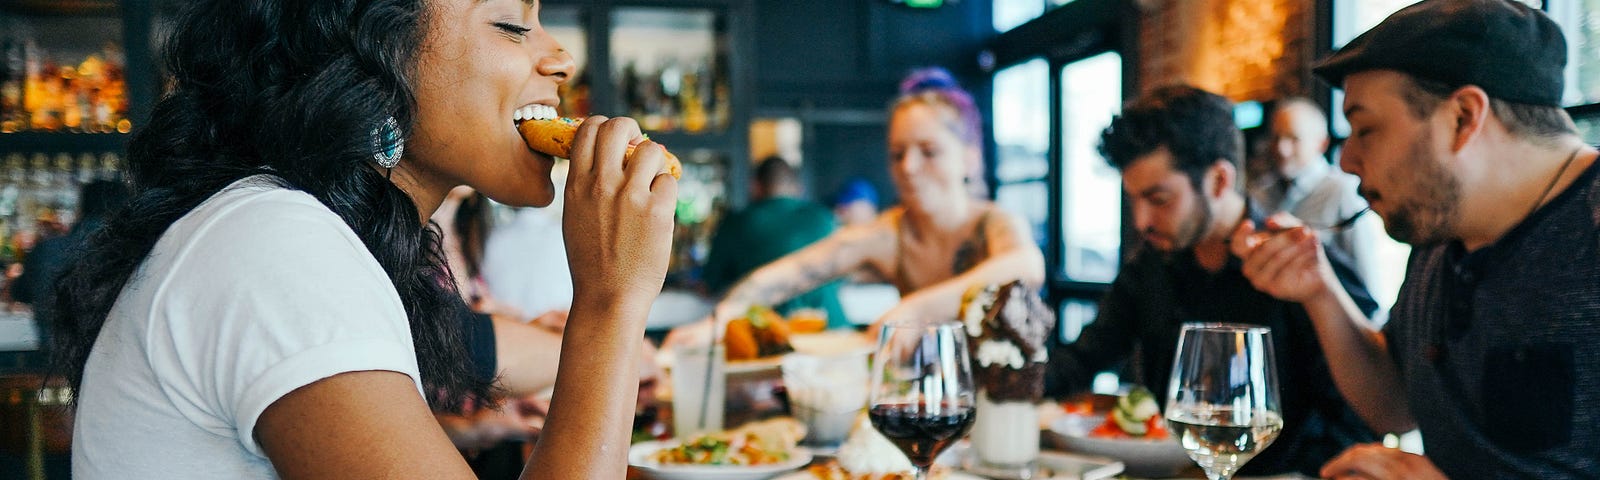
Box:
[831,177,880,229]
[432,183,660,466]
[482,163,575,330]
[702,156,846,327]
[666,67,1044,347]
[12,179,129,361]
[435,186,510,313]
[1249,98,1390,308]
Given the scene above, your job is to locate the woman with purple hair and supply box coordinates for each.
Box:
[667,67,1044,343]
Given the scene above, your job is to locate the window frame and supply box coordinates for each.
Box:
[985,0,1137,312]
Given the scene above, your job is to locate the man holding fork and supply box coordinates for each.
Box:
[1232,0,1600,478]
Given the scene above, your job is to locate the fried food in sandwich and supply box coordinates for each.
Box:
[722,305,796,361]
[517,117,683,180]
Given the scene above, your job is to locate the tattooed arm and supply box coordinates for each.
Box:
[662,214,897,348]
[877,206,1045,327]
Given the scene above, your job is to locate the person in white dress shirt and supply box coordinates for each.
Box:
[1249,98,1396,309]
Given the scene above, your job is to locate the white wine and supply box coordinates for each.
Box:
[1166,407,1283,479]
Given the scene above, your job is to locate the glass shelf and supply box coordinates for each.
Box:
[0,131,128,153]
[610,7,731,134]
[0,0,118,17]
[0,9,131,135]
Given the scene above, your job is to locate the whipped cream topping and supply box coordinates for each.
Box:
[975,339,1025,369]
[963,284,998,338]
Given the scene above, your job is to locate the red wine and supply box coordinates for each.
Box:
[868,403,976,467]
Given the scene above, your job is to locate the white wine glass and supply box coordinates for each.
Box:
[1164,323,1284,480]
[868,321,977,480]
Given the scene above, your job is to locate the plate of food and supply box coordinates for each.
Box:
[1044,387,1192,477]
[772,464,985,480]
[663,307,873,374]
[630,418,813,480]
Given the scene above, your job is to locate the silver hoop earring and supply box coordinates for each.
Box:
[371,116,404,169]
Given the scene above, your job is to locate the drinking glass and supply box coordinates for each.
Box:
[670,344,725,438]
[1164,323,1284,480]
[781,351,869,450]
[868,321,977,480]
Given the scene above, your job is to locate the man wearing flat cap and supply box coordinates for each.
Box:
[1231,0,1600,478]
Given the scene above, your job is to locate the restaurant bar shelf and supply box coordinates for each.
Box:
[0,132,129,154]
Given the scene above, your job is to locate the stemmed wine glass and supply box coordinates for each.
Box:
[1164,323,1285,480]
[868,321,977,480]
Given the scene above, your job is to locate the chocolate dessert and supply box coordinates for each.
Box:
[960,281,1055,402]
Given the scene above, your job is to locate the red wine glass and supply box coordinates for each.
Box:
[868,321,977,480]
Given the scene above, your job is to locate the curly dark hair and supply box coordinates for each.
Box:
[49,0,491,413]
[1099,84,1243,190]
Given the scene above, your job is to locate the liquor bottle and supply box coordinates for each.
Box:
[99,43,129,133]
[0,154,24,219]
[0,38,30,132]
[711,53,731,131]
[620,61,643,118]
[678,61,707,133]
[98,153,121,181]
[76,154,97,185]
[51,154,77,228]
[0,38,13,127]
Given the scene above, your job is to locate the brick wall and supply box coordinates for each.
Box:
[1135,0,1315,102]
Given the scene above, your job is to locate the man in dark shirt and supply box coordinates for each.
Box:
[13,179,128,360]
[703,156,846,326]
[1233,1,1600,478]
[1043,84,1378,477]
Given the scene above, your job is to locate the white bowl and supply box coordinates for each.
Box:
[629,440,813,480]
[1045,413,1193,477]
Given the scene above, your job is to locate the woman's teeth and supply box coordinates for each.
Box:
[513,105,559,124]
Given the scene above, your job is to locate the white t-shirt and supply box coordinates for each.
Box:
[72,176,424,479]
[482,206,573,317]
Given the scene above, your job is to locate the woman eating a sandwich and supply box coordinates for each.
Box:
[53,0,673,478]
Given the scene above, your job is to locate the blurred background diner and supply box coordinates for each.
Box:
[5,1,1600,479]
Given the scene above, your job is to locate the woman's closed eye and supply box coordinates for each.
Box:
[493,22,532,41]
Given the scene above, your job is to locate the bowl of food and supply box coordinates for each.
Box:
[1044,388,1192,477]
[630,418,814,480]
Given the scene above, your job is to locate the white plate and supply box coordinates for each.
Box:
[629,440,813,480]
[1045,413,1192,478]
[768,441,1122,480]
[942,441,1124,480]
[770,470,987,480]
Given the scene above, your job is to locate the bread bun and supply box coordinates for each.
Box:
[517,117,683,179]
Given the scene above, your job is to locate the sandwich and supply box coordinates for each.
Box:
[517,116,683,180]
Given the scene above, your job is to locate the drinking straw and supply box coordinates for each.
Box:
[699,313,721,433]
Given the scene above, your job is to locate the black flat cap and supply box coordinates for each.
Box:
[1313,0,1566,106]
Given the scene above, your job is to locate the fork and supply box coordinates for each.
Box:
[1311,207,1372,234]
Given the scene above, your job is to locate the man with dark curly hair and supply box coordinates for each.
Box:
[1043,84,1378,476]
